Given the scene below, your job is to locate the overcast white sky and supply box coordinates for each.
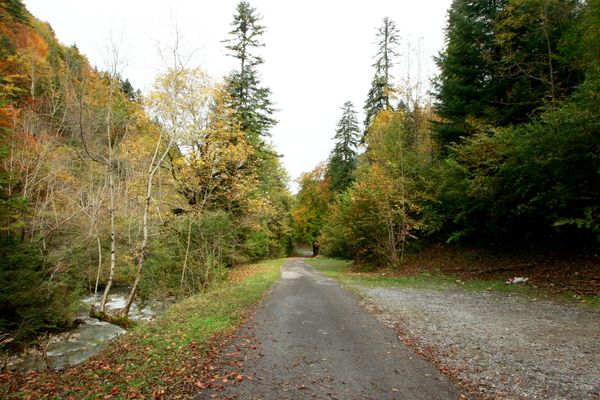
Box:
[23,0,452,191]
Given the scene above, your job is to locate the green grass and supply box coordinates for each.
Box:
[2,258,287,399]
[307,257,599,306]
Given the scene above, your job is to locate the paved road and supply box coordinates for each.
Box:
[194,259,459,399]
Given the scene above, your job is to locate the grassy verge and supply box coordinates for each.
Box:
[307,257,599,306]
[0,258,287,399]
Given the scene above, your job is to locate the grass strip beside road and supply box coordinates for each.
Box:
[1,258,287,400]
[307,257,599,306]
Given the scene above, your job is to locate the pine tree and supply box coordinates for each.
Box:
[364,17,399,133]
[327,101,360,193]
[223,1,276,146]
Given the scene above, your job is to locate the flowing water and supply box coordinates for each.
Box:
[10,290,171,371]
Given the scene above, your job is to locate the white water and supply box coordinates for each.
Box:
[10,290,170,371]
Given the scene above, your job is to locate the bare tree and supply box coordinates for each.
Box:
[78,36,131,314]
[122,29,189,316]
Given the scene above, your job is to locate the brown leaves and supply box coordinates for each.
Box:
[102,387,119,399]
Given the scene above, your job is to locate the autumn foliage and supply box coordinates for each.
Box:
[0,0,292,348]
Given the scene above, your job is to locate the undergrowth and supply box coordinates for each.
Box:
[0,258,287,399]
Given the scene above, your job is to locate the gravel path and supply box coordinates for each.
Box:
[352,285,600,399]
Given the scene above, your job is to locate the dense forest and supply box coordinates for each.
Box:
[293,0,599,263]
[0,0,292,347]
[1,0,599,354]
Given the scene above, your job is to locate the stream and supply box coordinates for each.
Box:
[9,290,171,371]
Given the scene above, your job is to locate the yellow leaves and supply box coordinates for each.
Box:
[146,67,214,142]
[292,163,332,243]
[146,67,257,211]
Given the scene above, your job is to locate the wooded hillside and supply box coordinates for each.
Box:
[0,0,292,347]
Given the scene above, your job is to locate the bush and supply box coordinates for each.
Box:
[0,239,79,348]
[130,210,241,302]
[428,70,600,245]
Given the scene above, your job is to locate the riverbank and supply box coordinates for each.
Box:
[308,257,600,399]
[0,258,286,399]
[7,290,170,372]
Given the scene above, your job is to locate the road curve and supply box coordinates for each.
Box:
[193,258,460,399]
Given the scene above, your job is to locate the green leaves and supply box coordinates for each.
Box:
[327,101,360,194]
[292,164,330,248]
[223,2,276,143]
[364,17,399,132]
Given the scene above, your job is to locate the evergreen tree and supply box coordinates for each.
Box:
[0,0,29,24]
[223,1,276,146]
[364,17,399,133]
[432,0,506,149]
[495,0,582,111]
[327,101,360,193]
[432,0,581,150]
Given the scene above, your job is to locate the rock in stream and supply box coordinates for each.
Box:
[8,291,169,371]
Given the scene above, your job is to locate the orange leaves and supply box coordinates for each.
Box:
[24,29,48,58]
[291,162,332,244]
[102,387,119,399]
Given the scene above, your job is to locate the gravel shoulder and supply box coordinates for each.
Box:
[351,284,600,399]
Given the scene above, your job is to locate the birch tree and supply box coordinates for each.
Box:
[122,67,213,315]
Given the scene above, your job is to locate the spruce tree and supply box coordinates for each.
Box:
[223,1,276,146]
[364,17,399,133]
[494,0,582,113]
[432,0,506,149]
[327,101,360,193]
[433,0,580,150]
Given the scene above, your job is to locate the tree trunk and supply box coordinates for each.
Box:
[123,130,173,317]
[123,193,150,317]
[312,241,320,256]
[100,161,116,313]
[93,236,102,303]
[100,91,115,314]
[179,215,194,298]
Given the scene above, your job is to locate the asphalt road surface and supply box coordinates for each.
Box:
[194,258,460,399]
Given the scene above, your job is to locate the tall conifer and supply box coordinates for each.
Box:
[223,1,276,146]
[364,17,399,133]
[327,101,360,193]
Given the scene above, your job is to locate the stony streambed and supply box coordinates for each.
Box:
[9,291,170,371]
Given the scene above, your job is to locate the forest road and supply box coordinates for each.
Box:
[193,258,460,400]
